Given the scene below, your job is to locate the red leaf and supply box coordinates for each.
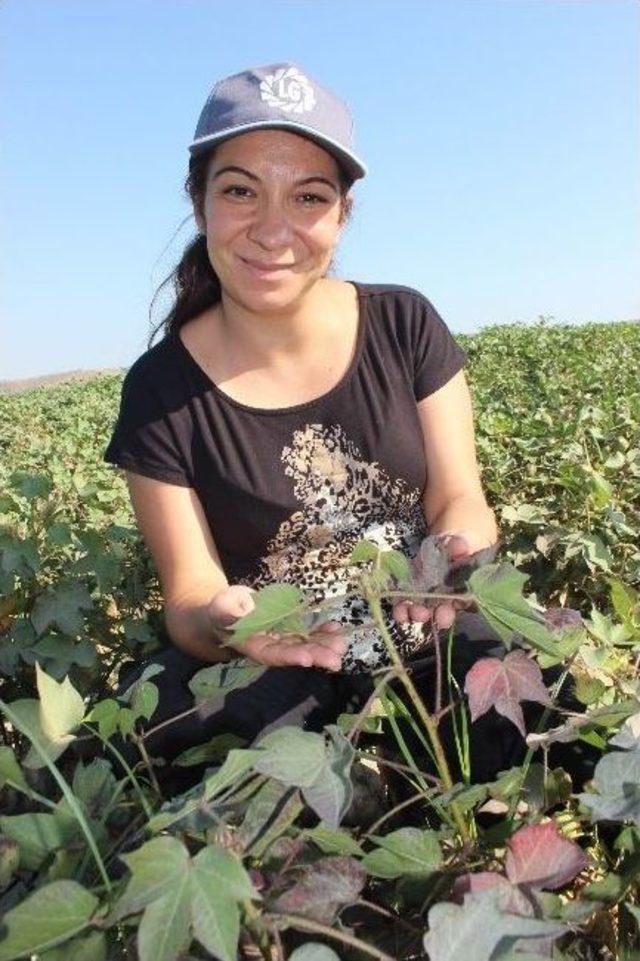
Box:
[464,651,553,736]
[270,856,366,923]
[505,822,588,890]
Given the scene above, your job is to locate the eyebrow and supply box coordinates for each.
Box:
[210,164,339,193]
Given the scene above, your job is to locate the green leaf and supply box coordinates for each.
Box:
[72,760,117,818]
[0,880,97,961]
[230,584,306,644]
[304,825,364,856]
[111,837,255,961]
[254,727,327,788]
[35,662,85,745]
[469,564,558,656]
[348,541,380,564]
[9,471,52,501]
[580,533,613,572]
[85,699,120,739]
[362,827,442,878]
[0,811,77,870]
[130,681,159,722]
[118,663,165,703]
[174,732,246,767]
[193,845,257,901]
[7,699,72,769]
[31,581,93,637]
[236,780,303,858]
[40,931,106,961]
[301,726,355,828]
[113,837,191,921]
[609,578,639,633]
[380,549,412,584]
[136,880,191,961]
[0,746,29,792]
[189,660,267,711]
[148,749,262,833]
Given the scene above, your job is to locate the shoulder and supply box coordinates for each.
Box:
[353,281,439,318]
[120,333,180,395]
[352,282,447,338]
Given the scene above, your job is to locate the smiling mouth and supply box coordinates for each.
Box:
[239,256,295,272]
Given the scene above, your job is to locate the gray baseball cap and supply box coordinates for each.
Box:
[188,62,367,183]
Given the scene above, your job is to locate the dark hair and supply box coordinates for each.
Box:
[148,146,354,348]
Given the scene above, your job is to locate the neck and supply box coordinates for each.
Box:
[217,278,341,363]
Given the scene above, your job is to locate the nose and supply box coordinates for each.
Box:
[247,197,294,250]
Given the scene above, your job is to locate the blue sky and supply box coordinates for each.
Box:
[2,0,638,379]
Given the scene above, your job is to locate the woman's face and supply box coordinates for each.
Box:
[194,129,346,314]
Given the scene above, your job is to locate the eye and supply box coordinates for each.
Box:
[221,184,254,199]
[298,192,330,206]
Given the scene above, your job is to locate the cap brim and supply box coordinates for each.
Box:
[188,119,367,182]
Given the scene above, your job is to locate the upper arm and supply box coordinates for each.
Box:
[416,369,487,524]
[124,471,228,607]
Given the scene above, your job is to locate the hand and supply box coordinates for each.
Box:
[392,532,476,630]
[208,584,348,672]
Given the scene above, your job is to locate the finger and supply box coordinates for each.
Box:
[392,600,411,623]
[215,585,256,626]
[444,533,472,565]
[434,604,456,630]
[314,620,343,633]
[313,633,348,656]
[408,602,432,623]
[303,642,343,672]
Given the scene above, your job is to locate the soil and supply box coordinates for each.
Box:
[0,369,125,395]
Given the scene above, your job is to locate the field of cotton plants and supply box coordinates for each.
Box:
[0,319,638,961]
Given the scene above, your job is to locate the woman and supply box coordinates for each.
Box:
[104,62,498,774]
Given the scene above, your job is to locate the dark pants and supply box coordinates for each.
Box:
[115,611,596,795]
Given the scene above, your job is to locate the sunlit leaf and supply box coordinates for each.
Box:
[505,822,588,889]
[230,583,307,643]
[362,827,442,878]
[469,564,558,656]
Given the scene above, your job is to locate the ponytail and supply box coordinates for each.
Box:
[148,152,219,348]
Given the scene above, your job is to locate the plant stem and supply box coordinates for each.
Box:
[132,732,163,801]
[141,703,202,741]
[346,667,398,743]
[364,590,470,842]
[365,789,439,836]
[265,913,395,961]
[81,722,153,820]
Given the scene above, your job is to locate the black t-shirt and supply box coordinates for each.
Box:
[104,282,466,672]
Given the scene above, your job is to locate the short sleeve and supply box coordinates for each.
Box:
[103,365,193,487]
[411,295,467,401]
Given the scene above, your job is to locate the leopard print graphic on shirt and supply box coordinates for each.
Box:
[237,422,429,673]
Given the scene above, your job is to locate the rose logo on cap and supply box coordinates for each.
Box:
[259,66,316,114]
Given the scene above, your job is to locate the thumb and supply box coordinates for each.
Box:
[442,533,472,565]
[212,585,256,627]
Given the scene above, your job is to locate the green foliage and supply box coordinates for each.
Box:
[0,323,639,959]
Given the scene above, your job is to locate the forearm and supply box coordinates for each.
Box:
[426,493,499,551]
[164,593,234,663]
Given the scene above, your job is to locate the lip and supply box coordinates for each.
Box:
[239,256,295,274]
